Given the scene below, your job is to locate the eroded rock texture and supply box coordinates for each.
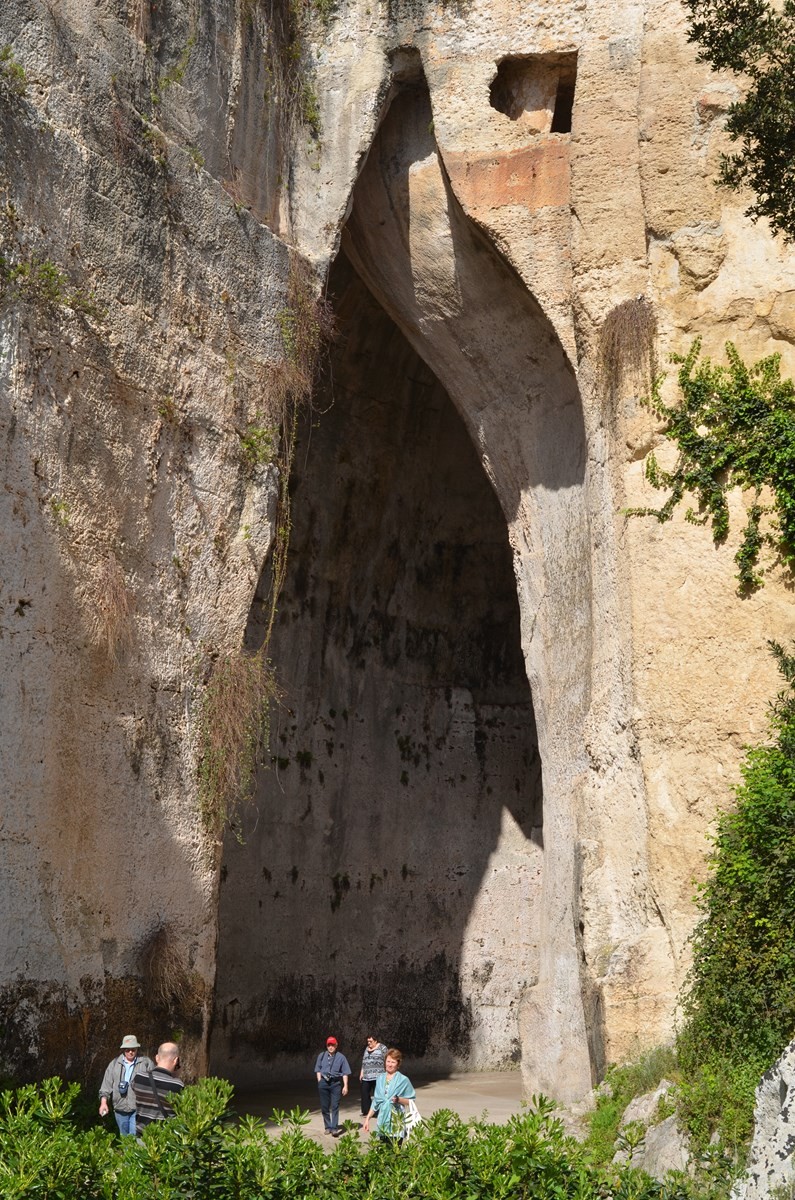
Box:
[1,0,794,1100]
[733,1040,795,1200]
[0,0,287,1080]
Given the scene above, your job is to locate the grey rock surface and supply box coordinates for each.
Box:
[612,1082,689,1181]
[632,1114,691,1179]
[621,1079,674,1127]
[733,1041,795,1200]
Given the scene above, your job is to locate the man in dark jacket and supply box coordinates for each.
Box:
[314,1035,351,1134]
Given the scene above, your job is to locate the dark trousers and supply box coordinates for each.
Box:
[318,1078,342,1131]
[360,1077,377,1116]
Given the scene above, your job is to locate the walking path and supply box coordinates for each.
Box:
[234,1070,525,1145]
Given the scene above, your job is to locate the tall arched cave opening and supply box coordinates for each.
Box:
[211,247,545,1083]
[211,56,594,1091]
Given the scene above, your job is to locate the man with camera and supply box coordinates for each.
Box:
[98,1034,154,1136]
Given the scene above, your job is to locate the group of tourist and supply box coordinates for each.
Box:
[99,1031,417,1142]
[314,1034,416,1139]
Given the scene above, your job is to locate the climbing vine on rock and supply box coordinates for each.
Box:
[629,338,795,591]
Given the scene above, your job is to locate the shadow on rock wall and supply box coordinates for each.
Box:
[212,253,544,1083]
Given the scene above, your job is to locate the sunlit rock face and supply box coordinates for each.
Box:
[2,0,794,1100]
[733,1040,795,1200]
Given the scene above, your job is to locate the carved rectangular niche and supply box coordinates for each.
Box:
[489,52,578,134]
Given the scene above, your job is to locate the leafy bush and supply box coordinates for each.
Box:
[239,418,277,472]
[683,0,795,240]
[0,1076,700,1200]
[0,1078,115,1199]
[676,641,795,1153]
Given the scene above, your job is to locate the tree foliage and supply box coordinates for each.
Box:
[629,339,795,592]
[684,0,795,238]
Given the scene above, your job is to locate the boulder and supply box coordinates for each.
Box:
[613,1081,690,1180]
[732,1041,795,1200]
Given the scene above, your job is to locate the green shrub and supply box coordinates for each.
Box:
[0,1076,703,1200]
[676,640,795,1152]
[0,254,103,318]
[0,45,26,97]
[0,1078,116,1199]
[239,418,277,472]
[674,1053,766,1160]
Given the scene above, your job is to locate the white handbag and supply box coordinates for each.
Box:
[403,1098,423,1139]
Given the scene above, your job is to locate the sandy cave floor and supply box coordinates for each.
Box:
[233,1070,526,1145]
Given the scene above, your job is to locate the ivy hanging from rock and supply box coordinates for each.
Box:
[628,338,795,592]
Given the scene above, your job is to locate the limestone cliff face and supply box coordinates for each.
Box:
[1,0,793,1099]
[0,0,287,1079]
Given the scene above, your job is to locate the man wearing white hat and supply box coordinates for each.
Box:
[98,1034,153,1136]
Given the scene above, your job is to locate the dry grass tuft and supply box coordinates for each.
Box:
[80,552,133,661]
[276,254,335,402]
[138,925,204,1015]
[196,649,279,843]
[598,295,658,400]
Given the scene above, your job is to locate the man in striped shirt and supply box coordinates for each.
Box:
[132,1042,184,1130]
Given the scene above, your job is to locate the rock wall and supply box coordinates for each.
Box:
[1,0,793,1100]
[0,0,287,1080]
[733,1040,795,1200]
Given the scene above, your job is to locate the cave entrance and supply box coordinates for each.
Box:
[212,248,544,1084]
[212,52,593,1097]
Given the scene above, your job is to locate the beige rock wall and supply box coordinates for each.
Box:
[278,0,795,1099]
[1,0,793,1101]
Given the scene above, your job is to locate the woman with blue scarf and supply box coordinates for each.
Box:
[362,1047,415,1141]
